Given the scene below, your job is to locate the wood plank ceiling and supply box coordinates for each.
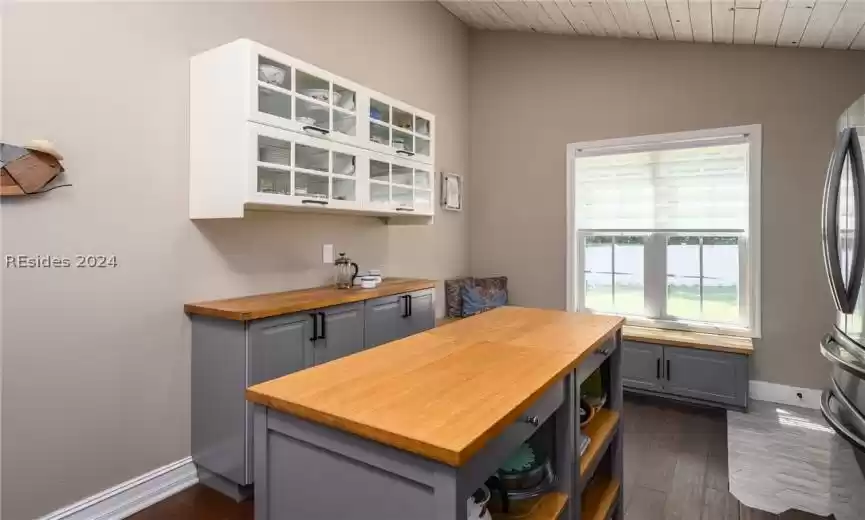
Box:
[440,0,865,50]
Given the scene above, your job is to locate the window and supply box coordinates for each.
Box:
[567,126,761,337]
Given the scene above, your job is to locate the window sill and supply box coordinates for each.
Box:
[622,325,754,356]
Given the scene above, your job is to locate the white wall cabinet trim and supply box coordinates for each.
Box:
[190,38,435,220]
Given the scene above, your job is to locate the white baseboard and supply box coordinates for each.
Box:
[749,380,822,410]
[37,457,198,520]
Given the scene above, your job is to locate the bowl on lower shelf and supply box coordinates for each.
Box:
[579,398,596,427]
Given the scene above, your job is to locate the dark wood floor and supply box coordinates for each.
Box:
[129,396,832,520]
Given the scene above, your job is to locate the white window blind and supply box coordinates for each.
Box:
[574,141,749,231]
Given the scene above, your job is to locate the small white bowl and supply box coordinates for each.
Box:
[259,65,286,86]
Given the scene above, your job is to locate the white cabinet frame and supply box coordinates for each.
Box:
[190,38,435,220]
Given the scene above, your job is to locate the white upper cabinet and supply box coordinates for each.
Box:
[190,39,435,220]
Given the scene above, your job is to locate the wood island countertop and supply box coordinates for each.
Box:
[184,278,436,321]
[246,306,623,467]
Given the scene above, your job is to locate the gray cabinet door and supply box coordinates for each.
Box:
[364,294,404,349]
[248,313,314,385]
[622,340,663,392]
[312,302,365,366]
[663,345,749,407]
[398,289,435,338]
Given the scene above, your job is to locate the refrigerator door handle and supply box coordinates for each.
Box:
[820,332,865,380]
[848,127,865,312]
[821,385,865,452]
[822,128,864,314]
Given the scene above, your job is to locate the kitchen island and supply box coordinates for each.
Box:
[246,306,624,520]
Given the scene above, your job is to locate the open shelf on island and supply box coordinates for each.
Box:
[581,477,620,520]
[490,492,568,520]
[579,409,620,484]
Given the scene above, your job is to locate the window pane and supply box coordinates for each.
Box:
[667,276,701,320]
[613,236,645,315]
[585,236,613,311]
[667,236,701,319]
[667,236,700,276]
[703,236,739,323]
[584,235,645,315]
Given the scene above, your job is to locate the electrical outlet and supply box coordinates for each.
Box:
[322,244,334,264]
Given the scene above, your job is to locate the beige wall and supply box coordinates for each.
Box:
[469,31,865,390]
[0,3,468,519]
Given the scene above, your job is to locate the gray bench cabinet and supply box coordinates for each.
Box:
[622,341,663,392]
[192,289,436,500]
[623,339,749,410]
[663,345,749,407]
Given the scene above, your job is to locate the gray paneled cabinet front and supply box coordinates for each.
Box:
[249,313,314,385]
[663,345,748,407]
[399,289,435,338]
[311,302,365,366]
[622,339,749,410]
[364,294,404,349]
[622,341,663,392]
[191,289,435,500]
[364,289,435,349]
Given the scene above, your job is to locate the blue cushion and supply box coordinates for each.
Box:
[461,285,507,317]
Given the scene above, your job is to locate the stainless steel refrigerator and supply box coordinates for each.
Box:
[820,94,865,474]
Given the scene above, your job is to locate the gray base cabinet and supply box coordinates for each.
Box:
[622,341,663,392]
[191,289,435,499]
[663,345,749,407]
[364,289,435,349]
[623,340,749,410]
[312,303,365,366]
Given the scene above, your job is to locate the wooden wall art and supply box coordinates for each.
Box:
[1,140,66,196]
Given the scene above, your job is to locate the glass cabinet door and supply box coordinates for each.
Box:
[413,168,433,210]
[254,54,358,144]
[253,125,359,209]
[367,98,432,163]
[364,155,433,215]
[257,56,293,122]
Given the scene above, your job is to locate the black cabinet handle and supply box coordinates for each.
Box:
[396,150,415,157]
[318,312,326,340]
[408,295,413,317]
[401,295,410,318]
[302,125,330,136]
[666,360,671,381]
[309,313,318,342]
[395,207,414,212]
[656,358,661,380]
[301,199,328,205]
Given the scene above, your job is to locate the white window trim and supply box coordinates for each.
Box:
[565,125,762,338]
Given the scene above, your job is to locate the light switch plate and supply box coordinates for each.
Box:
[322,244,334,264]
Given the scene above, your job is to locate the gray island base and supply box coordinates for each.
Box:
[247,308,625,520]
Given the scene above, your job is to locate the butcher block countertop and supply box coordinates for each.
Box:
[184,278,435,321]
[246,306,623,466]
[622,325,754,355]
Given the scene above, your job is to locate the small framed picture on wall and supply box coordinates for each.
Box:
[441,172,462,211]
